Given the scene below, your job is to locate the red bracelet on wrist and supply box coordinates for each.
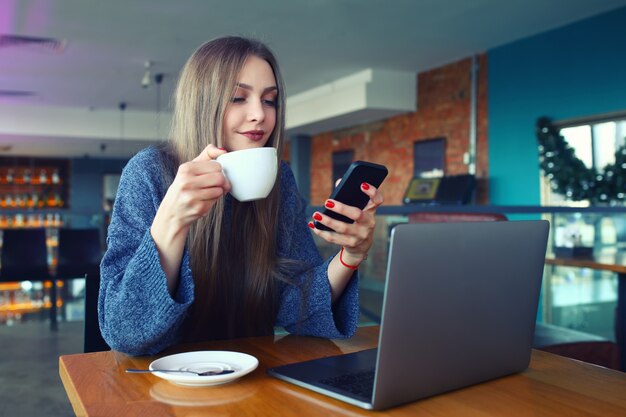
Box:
[339,246,360,270]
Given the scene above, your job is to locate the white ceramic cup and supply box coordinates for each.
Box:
[216,147,278,202]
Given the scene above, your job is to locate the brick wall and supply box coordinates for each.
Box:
[308,54,489,205]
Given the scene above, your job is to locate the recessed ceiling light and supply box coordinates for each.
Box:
[0,90,36,97]
[0,34,67,53]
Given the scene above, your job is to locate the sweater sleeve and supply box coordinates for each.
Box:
[98,147,195,355]
[274,164,360,338]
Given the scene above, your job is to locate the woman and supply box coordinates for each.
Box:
[99,36,384,355]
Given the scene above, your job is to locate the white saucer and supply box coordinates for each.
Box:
[149,351,258,387]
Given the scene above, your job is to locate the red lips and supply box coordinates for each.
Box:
[239,130,265,141]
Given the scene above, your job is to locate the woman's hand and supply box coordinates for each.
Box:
[308,182,385,266]
[150,144,230,295]
[157,144,231,232]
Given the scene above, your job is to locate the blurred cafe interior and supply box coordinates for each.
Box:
[2,1,626,416]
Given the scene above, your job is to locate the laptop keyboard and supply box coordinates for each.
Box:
[319,369,375,398]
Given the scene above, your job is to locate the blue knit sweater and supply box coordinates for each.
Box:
[99,146,359,355]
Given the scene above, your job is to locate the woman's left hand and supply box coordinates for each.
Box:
[308,182,384,265]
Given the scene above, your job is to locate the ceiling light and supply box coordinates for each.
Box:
[0,34,67,53]
[141,61,152,88]
[0,90,36,97]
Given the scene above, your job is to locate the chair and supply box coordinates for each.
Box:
[408,211,508,223]
[57,228,102,279]
[82,271,109,353]
[534,323,620,370]
[0,228,50,281]
[56,228,110,352]
[0,228,57,328]
[433,174,476,205]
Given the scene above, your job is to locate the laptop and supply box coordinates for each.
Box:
[267,220,549,410]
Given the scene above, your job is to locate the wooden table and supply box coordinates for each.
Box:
[59,325,626,416]
[545,250,626,371]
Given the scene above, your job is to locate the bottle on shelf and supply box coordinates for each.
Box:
[0,161,67,214]
[29,193,37,208]
[23,169,31,184]
[39,169,48,185]
[51,169,60,184]
[46,192,56,207]
[14,214,24,227]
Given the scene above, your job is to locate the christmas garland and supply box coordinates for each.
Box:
[536,116,626,204]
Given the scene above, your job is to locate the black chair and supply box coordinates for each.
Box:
[0,228,56,327]
[0,228,50,281]
[407,211,508,223]
[533,322,620,370]
[434,174,476,205]
[56,228,110,352]
[82,271,109,353]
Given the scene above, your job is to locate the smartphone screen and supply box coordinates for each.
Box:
[314,161,388,232]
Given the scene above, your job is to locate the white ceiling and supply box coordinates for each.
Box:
[1,0,625,158]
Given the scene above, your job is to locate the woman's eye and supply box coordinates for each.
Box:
[263,99,276,107]
[231,97,246,103]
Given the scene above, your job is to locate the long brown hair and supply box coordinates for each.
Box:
[167,36,287,341]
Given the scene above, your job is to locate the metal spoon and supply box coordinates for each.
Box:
[125,368,235,376]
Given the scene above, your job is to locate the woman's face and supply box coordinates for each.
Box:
[222,55,277,152]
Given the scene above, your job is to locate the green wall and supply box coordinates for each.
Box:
[488,7,626,205]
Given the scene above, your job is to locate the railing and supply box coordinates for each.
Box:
[2,205,624,335]
[308,205,626,337]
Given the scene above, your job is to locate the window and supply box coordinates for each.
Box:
[560,119,626,172]
[542,113,626,206]
[332,150,354,186]
[413,138,445,178]
[538,113,626,345]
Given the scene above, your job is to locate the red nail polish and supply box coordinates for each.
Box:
[307,222,315,229]
[313,213,322,221]
[361,182,370,190]
[218,147,226,151]
[325,200,335,208]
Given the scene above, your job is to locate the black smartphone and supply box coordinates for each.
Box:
[314,161,388,232]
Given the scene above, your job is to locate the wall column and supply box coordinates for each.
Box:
[289,134,311,204]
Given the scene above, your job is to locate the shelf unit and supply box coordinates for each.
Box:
[0,157,70,322]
